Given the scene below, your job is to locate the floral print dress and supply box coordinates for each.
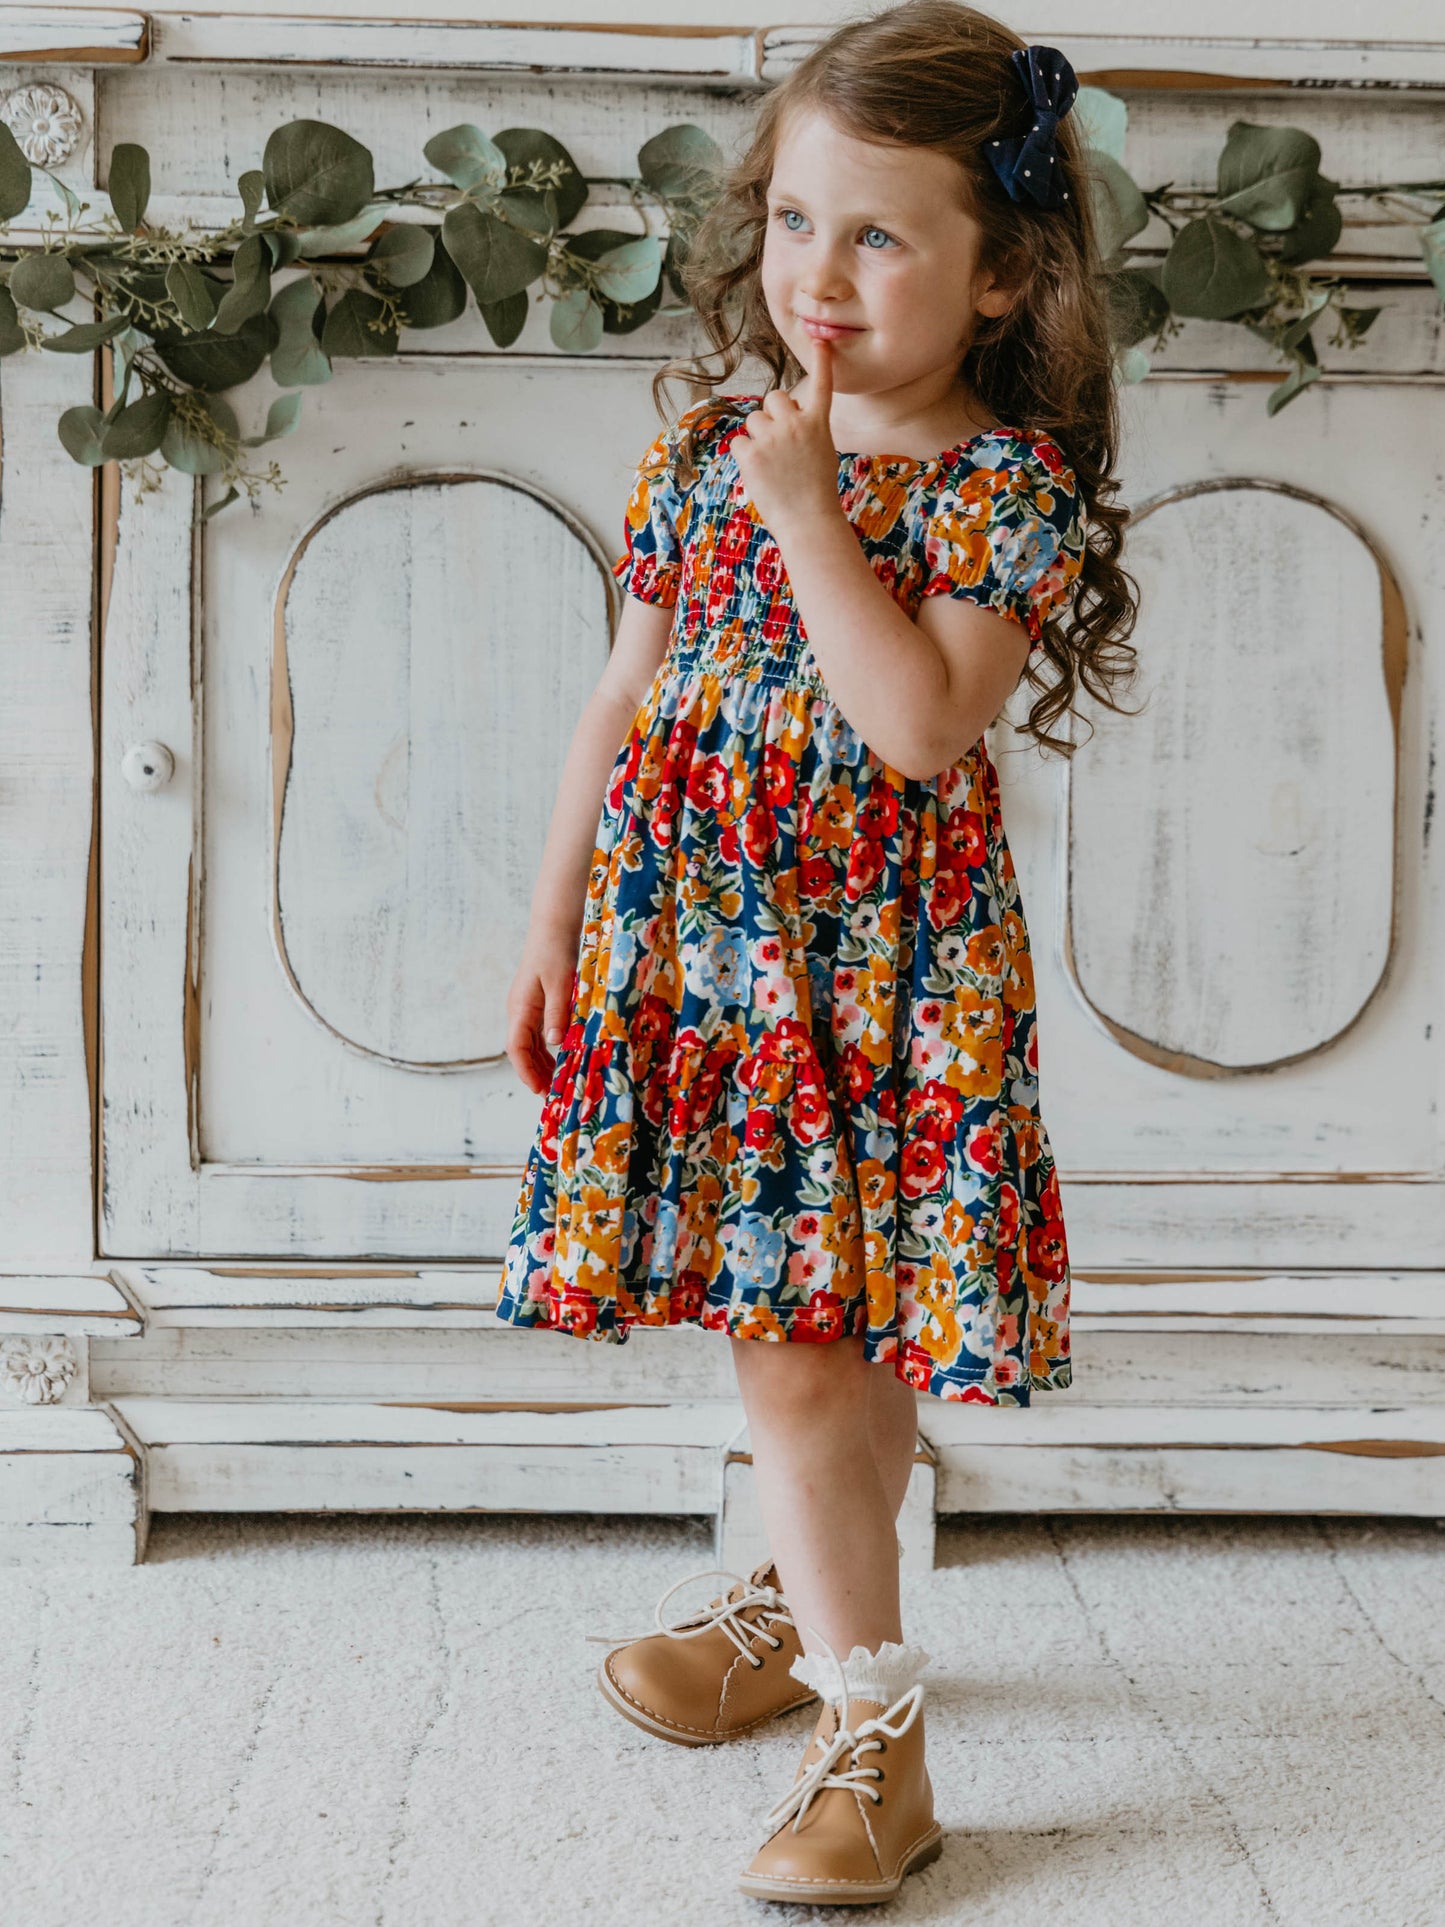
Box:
[495,391,1085,1403]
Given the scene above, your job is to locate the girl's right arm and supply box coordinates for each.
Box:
[505,591,675,1095]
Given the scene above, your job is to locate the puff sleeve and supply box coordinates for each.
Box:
[918,432,1086,648]
[612,423,686,607]
[611,396,734,609]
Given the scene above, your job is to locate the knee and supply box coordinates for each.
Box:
[731,1335,870,1431]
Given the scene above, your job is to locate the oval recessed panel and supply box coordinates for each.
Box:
[1065,480,1402,1074]
[273,474,613,1067]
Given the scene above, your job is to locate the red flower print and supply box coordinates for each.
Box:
[938,808,987,869]
[956,1385,995,1404]
[742,803,776,866]
[686,754,730,812]
[547,1287,598,1337]
[760,745,797,809]
[846,837,885,898]
[857,787,899,840]
[1027,1221,1068,1284]
[907,1079,965,1142]
[964,1118,1002,1176]
[789,1082,834,1146]
[670,1274,705,1319]
[900,1136,947,1198]
[900,1341,933,1390]
[793,1288,845,1342]
[837,1042,875,1102]
[744,1109,778,1151]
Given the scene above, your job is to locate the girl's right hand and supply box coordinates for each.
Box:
[505,931,580,1095]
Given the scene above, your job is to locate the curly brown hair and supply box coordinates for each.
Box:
[653,0,1139,755]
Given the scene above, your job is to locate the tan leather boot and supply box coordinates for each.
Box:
[594,1562,818,1746]
[739,1679,942,1904]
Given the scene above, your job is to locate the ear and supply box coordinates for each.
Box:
[974,267,1017,320]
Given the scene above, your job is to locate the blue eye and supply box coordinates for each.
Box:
[862,227,895,250]
[780,208,806,231]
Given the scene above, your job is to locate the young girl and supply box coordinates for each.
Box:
[498,0,1136,1904]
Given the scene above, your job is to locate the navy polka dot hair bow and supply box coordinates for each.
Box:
[984,44,1079,212]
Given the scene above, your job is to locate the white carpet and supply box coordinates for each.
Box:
[2,1512,1442,1927]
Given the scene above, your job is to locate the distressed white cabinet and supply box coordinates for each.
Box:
[2,11,1443,1563]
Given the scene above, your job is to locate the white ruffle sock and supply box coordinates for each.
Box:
[790,1640,931,1710]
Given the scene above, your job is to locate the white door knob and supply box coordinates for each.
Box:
[121,741,176,791]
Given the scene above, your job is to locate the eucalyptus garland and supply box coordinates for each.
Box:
[0,114,722,517]
[1077,88,1445,414]
[0,89,1443,519]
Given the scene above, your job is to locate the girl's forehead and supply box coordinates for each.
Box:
[770,107,968,212]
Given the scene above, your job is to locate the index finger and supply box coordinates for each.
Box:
[807,333,834,418]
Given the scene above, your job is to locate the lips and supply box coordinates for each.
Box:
[799,316,862,340]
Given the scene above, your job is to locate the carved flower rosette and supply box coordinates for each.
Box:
[0,1334,80,1405]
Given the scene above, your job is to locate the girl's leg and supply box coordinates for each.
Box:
[730,1335,906,1653]
[867,1357,919,1524]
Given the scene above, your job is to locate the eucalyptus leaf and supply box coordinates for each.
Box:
[566,228,666,334]
[1336,304,1381,342]
[0,286,25,356]
[213,234,272,332]
[202,485,241,522]
[423,124,506,194]
[1074,87,1128,164]
[479,288,528,347]
[47,175,82,223]
[1279,285,1329,353]
[1278,176,1342,266]
[166,260,219,331]
[1160,216,1269,318]
[1086,150,1149,264]
[40,313,131,352]
[320,287,398,358]
[1116,346,1151,384]
[290,205,389,255]
[0,121,31,223]
[1420,216,1445,303]
[442,199,548,305]
[160,395,240,475]
[242,392,303,446]
[549,287,604,354]
[591,235,663,305]
[262,119,375,226]
[637,124,725,199]
[239,169,265,231]
[10,251,76,312]
[154,308,276,391]
[1266,356,1320,417]
[110,327,144,397]
[1105,267,1170,348]
[268,277,332,385]
[394,230,467,330]
[58,405,108,466]
[369,223,434,287]
[263,229,302,269]
[493,128,587,230]
[1216,122,1321,231]
[100,389,171,459]
[108,143,150,230]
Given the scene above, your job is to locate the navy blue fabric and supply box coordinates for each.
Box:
[984,44,1079,212]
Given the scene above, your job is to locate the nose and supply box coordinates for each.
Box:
[798,236,854,303]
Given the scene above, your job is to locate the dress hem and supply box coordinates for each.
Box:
[492,1283,1072,1404]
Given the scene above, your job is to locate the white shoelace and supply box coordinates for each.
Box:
[586,1565,795,1668]
[762,1629,924,1835]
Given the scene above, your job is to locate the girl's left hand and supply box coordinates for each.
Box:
[731,336,844,536]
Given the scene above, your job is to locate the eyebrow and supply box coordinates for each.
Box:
[765,188,918,227]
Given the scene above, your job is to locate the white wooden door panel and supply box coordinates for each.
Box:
[101,354,679,1255]
[994,376,1443,1268]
